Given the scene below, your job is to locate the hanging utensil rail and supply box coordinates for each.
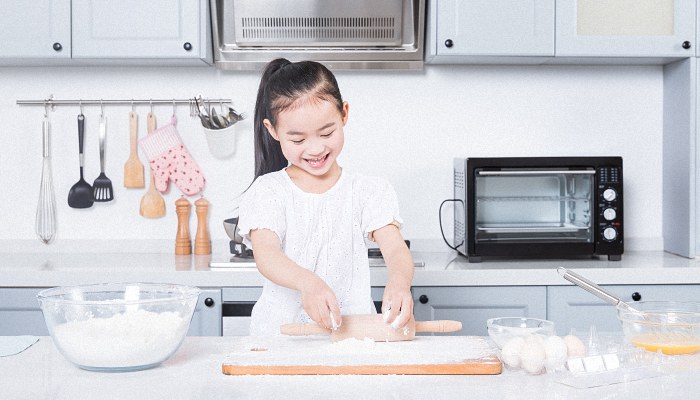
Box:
[17,96,233,117]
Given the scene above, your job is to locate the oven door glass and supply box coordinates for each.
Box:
[474,168,594,243]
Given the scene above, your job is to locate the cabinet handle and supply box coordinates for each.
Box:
[419,294,429,304]
[444,39,454,48]
[53,42,63,52]
[204,297,215,307]
[631,292,642,302]
[682,41,692,50]
[183,42,193,51]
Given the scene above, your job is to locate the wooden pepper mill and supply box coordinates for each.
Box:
[175,197,192,255]
[194,197,211,255]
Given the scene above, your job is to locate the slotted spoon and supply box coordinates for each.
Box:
[93,115,114,202]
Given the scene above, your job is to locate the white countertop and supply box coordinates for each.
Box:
[2,336,699,400]
[2,250,700,288]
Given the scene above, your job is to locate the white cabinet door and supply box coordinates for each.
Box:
[556,0,696,57]
[412,286,547,336]
[72,0,208,60]
[0,1,71,59]
[433,0,554,57]
[547,284,700,336]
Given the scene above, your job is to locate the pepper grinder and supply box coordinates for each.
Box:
[175,197,191,255]
[194,197,211,255]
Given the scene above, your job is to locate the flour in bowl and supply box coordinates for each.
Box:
[52,309,189,368]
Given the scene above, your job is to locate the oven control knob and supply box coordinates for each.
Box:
[603,208,617,221]
[603,227,617,241]
[603,188,617,202]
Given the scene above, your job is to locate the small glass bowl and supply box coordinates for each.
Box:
[486,317,555,349]
[37,283,201,372]
[618,301,700,355]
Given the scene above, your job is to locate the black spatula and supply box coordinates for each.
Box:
[68,114,94,208]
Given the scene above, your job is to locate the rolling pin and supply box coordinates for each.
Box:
[280,314,462,342]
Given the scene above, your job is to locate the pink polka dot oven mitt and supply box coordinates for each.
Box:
[139,116,205,196]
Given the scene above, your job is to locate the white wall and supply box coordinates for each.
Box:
[0,64,662,253]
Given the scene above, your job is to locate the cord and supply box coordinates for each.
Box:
[439,199,464,251]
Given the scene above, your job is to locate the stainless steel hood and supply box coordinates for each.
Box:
[210,0,425,70]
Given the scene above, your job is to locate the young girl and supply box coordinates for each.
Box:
[238,58,414,336]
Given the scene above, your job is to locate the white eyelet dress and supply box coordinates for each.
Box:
[237,168,403,336]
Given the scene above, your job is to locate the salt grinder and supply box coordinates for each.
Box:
[194,197,211,255]
[175,197,191,255]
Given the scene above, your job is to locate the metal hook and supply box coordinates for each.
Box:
[150,99,154,114]
[79,100,84,115]
[100,99,105,118]
[172,99,176,116]
[131,99,135,112]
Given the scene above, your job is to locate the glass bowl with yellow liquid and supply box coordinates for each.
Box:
[618,301,700,355]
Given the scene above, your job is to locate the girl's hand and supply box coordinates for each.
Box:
[382,279,414,329]
[371,223,415,330]
[300,274,342,330]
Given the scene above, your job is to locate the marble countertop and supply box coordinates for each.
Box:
[1,250,700,288]
[2,336,698,400]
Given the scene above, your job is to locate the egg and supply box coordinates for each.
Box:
[543,336,568,371]
[563,335,586,358]
[500,336,525,369]
[519,336,546,374]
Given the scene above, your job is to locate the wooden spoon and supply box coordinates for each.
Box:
[123,111,145,188]
[139,112,166,218]
[281,314,463,342]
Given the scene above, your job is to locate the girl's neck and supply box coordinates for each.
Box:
[286,163,342,194]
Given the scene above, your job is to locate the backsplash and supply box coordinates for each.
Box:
[0,64,663,253]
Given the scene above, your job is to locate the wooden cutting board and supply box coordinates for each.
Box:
[222,336,502,375]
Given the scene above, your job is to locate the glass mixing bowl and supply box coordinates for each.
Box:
[37,283,201,372]
[618,300,700,355]
[486,317,555,349]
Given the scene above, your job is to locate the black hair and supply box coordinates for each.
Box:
[252,58,344,180]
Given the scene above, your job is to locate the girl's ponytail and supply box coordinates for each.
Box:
[253,58,291,180]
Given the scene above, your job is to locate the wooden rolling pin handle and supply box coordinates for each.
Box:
[280,323,331,336]
[415,320,463,333]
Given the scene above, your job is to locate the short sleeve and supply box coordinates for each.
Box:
[359,176,403,240]
[237,175,286,249]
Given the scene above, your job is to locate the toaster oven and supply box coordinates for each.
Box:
[453,157,623,262]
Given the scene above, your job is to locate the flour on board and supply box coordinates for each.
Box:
[226,336,495,367]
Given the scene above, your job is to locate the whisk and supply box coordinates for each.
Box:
[36,110,57,244]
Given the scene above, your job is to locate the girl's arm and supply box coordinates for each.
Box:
[249,228,342,330]
[372,224,415,329]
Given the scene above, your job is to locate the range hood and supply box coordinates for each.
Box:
[210,0,425,70]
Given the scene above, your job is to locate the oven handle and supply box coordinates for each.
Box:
[477,170,596,176]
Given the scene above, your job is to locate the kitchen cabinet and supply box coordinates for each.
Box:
[412,286,547,336]
[547,284,700,336]
[556,0,696,58]
[0,1,71,61]
[0,288,48,336]
[0,287,222,337]
[425,0,555,64]
[0,0,212,66]
[72,0,211,63]
[187,288,222,336]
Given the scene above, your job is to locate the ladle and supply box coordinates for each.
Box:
[557,267,643,314]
